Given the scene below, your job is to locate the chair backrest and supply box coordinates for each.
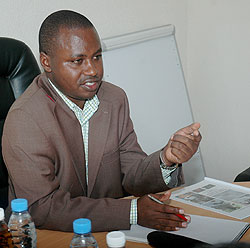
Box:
[0,37,40,209]
[234,167,250,182]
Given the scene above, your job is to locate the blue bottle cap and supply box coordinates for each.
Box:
[73,218,91,234]
[11,198,28,212]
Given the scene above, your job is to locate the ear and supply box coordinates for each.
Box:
[40,52,52,73]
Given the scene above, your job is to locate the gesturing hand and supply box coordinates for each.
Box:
[137,191,190,231]
[161,122,202,166]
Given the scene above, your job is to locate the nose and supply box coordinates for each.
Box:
[83,59,97,76]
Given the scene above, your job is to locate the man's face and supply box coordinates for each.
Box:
[41,27,103,109]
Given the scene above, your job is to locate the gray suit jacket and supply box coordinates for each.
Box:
[2,73,183,232]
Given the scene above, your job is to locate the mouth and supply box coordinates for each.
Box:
[80,80,100,92]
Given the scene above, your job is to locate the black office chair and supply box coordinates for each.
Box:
[0,37,40,209]
[234,167,250,182]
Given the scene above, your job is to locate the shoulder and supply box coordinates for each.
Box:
[98,81,128,103]
[7,74,55,118]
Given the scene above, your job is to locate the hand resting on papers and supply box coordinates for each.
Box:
[137,191,190,231]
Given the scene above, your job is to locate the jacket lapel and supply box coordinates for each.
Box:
[38,74,109,197]
[87,100,111,196]
[38,75,88,195]
[54,101,87,195]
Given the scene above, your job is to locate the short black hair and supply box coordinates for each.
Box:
[39,10,94,55]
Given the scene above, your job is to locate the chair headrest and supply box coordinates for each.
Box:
[0,37,41,121]
[0,37,41,99]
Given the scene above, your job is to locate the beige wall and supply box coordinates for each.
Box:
[0,0,188,69]
[187,0,250,181]
[2,0,250,182]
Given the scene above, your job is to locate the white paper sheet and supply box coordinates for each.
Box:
[121,214,250,245]
[171,177,250,219]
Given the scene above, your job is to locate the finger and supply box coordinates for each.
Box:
[171,134,200,151]
[149,212,189,231]
[191,130,202,142]
[148,196,185,216]
[155,225,180,231]
[161,204,185,215]
[172,131,201,143]
[155,216,189,230]
[193,129,200,137]
[170,148,191,163]
[170,140,193,156]
[158,191,171,202]
[176,122,201,136]
[184,215,191,223]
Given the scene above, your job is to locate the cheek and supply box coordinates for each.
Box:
[57,65,82,82]
[97,61,104,77]
[52,69,81,92]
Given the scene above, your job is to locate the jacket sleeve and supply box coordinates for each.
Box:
[116,89,184,196]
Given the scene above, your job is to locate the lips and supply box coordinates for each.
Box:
[81,80,99,91]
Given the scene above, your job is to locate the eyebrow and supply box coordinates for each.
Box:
[95,48,102,54]
[71,47,102,58]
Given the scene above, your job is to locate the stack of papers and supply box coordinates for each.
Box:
[171,177,250,219]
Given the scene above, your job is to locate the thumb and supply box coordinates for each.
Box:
[177,122,201,136]
[159,191,171,202]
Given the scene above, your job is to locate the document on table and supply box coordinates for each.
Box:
[171,177,250,219]
[121,214,250,245]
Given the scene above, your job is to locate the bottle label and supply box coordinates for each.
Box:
[0,228,14,248]
[9,222,37,248]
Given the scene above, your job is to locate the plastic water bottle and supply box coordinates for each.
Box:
[0,208,13,248]
[70,218,98,248]
[8,198,37,248]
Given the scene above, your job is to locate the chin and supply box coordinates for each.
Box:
[84,93,96,100]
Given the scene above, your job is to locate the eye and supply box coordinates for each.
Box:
[72,59,83,64]
[93,54,102,61]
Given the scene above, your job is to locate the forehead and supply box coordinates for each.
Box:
[54,27,101,55]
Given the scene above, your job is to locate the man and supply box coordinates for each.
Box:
[2,10,201,232]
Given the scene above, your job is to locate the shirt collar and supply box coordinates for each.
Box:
[48,78,100,123]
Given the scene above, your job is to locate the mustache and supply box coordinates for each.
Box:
[79,76,100,83]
